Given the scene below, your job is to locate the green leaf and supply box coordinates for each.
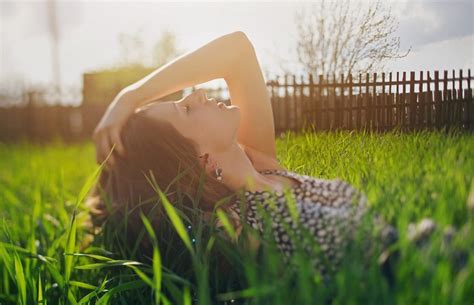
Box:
[144,172,194,254]
[183,286,191,305]
[152,247,162,305]
[66,253,113,261]
[38,273,44,305]
[75,144,112,210]
[64,209,77,283]
[140,213,162,305]
[69,281,98,290]
[127,264,153,287]
[75,260,143,270]
[159,188,194,253]
[96,280,146,305]
[13,253,26,305]
[216,209,237,241]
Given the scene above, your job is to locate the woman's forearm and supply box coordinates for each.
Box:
[123,31,253,109]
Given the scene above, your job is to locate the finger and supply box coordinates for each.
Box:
[105,135,120,168]
[97,136,112,166]
[110,130,126,157]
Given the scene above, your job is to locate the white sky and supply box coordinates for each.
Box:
[0,0,473,103]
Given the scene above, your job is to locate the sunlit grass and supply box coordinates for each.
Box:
[0,129,473,304]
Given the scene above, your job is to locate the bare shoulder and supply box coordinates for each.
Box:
[240,143,286,172]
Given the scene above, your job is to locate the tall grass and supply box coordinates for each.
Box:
[0,129,473,304]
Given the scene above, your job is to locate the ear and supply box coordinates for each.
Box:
[198,153,217,173]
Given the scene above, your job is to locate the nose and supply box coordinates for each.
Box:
[195,88,207,103]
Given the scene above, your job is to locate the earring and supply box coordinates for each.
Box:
[215,167,223,182]
[200,153,222,182]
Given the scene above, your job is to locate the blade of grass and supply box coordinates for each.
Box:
[216,209,237,242]
[75,260,143,270]
[13,252,26,305]
[145,173,194,254]
[95,280,146,305]
[69,281,98,290]
[140,213,163,305]
[64,209,77,283]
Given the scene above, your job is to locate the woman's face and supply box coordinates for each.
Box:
[139,88,241,153]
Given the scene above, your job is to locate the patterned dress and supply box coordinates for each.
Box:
[228,169,374,277]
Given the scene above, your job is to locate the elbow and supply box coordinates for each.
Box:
[228,31,256,56]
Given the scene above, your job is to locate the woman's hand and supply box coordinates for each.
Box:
[92,89,136,167]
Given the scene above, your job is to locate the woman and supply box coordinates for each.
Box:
[87,31,455,283]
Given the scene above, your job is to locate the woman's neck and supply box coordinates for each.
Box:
[212,141,279,193]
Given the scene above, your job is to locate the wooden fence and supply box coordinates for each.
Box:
[265,69,473,134]
[0,69,472,142]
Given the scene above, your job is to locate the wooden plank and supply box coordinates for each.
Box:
[418,71,424,128]
[358,73,363,129]
[284,74,290,131]
[434,71,441,129]
[317,75,324,131]
[443,70,448,126]
[300,75,306,132]
[458,69,463,127]
[337,73,344,129]
[349,73,353,130]
[309,73,315,130]
[402,72,407,129]
[426,71,432,128]
[330,73,335,130]
[388,72,393,129]
[373,72,378,130]
[292,75,297,131]
[468,69,472,130]
[365,73,370,130]
[394,71,401,126]
[382,72,386,130]
[409,71,416,130]
[451,69,456,126]
[269,80,278,133]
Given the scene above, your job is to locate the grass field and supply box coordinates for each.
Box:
[0,129,473,305]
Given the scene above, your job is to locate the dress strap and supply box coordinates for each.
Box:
[257,169,305,186]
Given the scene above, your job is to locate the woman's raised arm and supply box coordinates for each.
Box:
[124,31,253,108]
[92,31,253,165]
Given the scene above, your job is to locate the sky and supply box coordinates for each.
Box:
[0,0,473,105]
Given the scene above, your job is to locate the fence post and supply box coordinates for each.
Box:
[388,72,393,129]
[372,72,378,130]
[443,70,449,126]
[434,71,441,129]
[426,71,432,129]
[349,73,353,130]
[468,69,472,130]
[309,73,315,130]
[409,71,416,130]
[458,69,463,128]
[300,75,307,132]
[284,75,290,132]
[450,69,456,126]
[318,75,324,131]
[358,73,363,130]
[381,72,386,130]
[418,71,424,129]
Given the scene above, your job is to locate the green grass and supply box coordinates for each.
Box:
[0,129,473,305]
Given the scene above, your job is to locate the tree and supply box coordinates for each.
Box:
[285,0,410,80]
[151,30,182,67]
[117,28,147,68]
[115,28,182,68]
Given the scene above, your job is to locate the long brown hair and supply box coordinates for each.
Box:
[86,109,243,257]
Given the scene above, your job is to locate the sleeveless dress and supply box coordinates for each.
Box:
[228,169,376,277]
